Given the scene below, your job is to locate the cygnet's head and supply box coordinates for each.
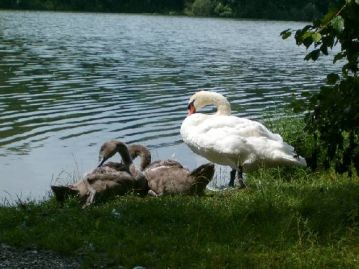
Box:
[98,140,130,167]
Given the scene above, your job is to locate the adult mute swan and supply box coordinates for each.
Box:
[180,91,306,187]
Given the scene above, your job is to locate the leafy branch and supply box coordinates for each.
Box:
[281,0,359,175]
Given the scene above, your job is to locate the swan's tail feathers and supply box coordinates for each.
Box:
[291,146,307,166]
[295,155,307,167]
[277,152,307,167]
[277,142,307,167]
[272,133,284,142]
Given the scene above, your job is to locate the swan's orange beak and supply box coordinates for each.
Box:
[187,101,196,116]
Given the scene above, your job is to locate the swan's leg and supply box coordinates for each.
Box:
[229,169,236,187]
[237,166,246,189]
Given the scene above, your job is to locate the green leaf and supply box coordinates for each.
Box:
[302,31,312,39]
[321,8,337,25]
[302,25,313,32]
[320,45,328,55]
[280,29,292,39]
[302,36,313,48]
[330,16,345,33]
[327,73,340,85]
[312,32,322,42]
[333,52,346,63]
[355,0,359,5]
[305,49,321,61]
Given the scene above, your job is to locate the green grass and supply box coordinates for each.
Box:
[1,116,358,268]
[0,168,358,268]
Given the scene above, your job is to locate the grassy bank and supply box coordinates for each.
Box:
[1,117,358,268]
[0,168,358,268]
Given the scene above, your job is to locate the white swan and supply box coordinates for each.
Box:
[180,91,306,187]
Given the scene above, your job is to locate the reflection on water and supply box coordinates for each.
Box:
[0,11,339,200]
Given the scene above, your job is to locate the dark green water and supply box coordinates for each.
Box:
[0,11,338,200]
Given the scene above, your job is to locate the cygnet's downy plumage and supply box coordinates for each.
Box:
[51,140,148,206]
[99,142,215,196]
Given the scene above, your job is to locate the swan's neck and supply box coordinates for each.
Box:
[117,143,133,167]
[203,92,231,115]
[206,95,231,115]
[128,144,152,171]
[118,146,142,179]
[215,100,231,115]
[139,151,151,170]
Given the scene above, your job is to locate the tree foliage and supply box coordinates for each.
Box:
[281,0,359,175]
[0,0,185,13]
[0,0,329,21]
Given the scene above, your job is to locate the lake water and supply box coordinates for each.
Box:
[0,11,339,201]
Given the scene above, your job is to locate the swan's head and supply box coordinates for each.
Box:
[98,140,131,167]
[187,91,231,116]
[190,163,215,181]
[189,163,215,194]
[51,185,79,202]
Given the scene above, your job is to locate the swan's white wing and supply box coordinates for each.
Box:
[184,114,283,142]
[181,115,254,165]
[181,114,305,169]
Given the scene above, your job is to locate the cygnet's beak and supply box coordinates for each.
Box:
[97,155,105,167]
